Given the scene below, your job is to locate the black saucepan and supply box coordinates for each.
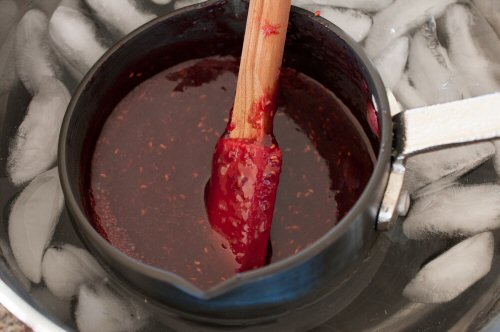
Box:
[58,0,500,324]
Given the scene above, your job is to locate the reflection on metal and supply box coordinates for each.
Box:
[361,303,435,332]
[0,276,66,332]
[448,275,500,332]
[377,92,500,231]
[397,189,410,217]
[377,160,406,231]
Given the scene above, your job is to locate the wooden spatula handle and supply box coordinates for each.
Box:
[229,0,292,140]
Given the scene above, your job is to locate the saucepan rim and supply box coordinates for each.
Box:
[58,0,392,299]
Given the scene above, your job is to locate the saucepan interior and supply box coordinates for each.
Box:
[59,0,391,322]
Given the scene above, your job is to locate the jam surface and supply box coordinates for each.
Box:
[88,56,375,289]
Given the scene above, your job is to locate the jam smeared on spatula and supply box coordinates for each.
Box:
[208,139,281,270]
[207,0,291,271]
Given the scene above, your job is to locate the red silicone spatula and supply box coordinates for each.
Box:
[207,0,292,272]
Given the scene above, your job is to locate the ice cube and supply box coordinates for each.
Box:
[42,244,106,299]
[85,0,156,36]
[150,0,171,4]
[373,37,408,89]
[460,3,500,63]
[408,20,462,105]
[403,184,500,240]
[387,89,403,116]
[76,282,148,332]
[310,0,394,12]
[405,142,495,195]
[462,5,500,85]
[410,177,456,200]
[0,26,18,95]
[393,73,427,110]
[403,232,494,303]
[364,0,457,58]
[49,4,107,80]
[302,6,372,42]
[440,4,500,97]
[0,0,19,46]
[473,0,500,37]
[8,168,64,283]
[31,288,72,325]
[493,140,500,175]
[174,0,207,10]
[16,9,60,94]
[7,78,70,186]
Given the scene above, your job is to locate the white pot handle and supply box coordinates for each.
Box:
[377,92,500,231]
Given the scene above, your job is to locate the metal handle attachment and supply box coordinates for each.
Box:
[377,92,500,231]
